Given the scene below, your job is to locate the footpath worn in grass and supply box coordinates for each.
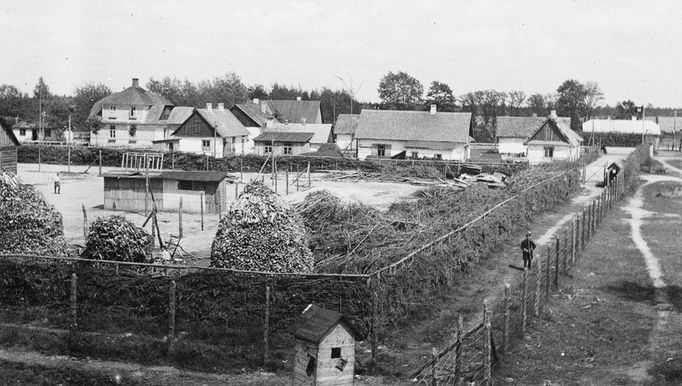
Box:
[493,192,657,385]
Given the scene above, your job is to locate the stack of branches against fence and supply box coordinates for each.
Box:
[413,147,648,384]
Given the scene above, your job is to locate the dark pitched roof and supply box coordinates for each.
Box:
[195,109,250,137]
[102,170,234,182]
[496,116,546,138]
[165,106,194,125]
[290,304,359,343]
[355,109,472,143]
[253,132,314,143]
[231,103,273,127]
[526,118,583,146]
[266,100,321,124]
[88,84,172,120]
[334,114,360,134]
[1,118,19,146]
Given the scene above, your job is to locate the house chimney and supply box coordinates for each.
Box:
[549,110,557,119]
[261,103,267,114]
[430,104,437,114]
[218,103,225,111]
[532,113,537,118]
[296,96,302,101]
[253,98,259,105]
[631,116,637,121]
[132,78,139,87]
[206,103,212,111]
[301,117,306,125]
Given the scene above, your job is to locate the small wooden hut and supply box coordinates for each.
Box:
[605,160,623,186]
[0,118,19,174]
[290,304,358,386]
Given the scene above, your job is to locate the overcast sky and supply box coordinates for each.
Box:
[1,0,681,107]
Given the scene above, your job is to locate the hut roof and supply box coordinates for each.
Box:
[301,143,345,158]
[290,304,359,343]
[582,119,661,135]
[88,82,171,120]
[496,116,546,138]
[253,131,314,143]
[196,108,251,138]
[355,109,472,143]
[265,99,321,124]
[1,118,19,146]
[231,102,274,127]
[102,170,234,182]
[264,123,333,144]
[334,114,360,134]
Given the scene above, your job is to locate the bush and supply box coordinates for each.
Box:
[81,216,152,262]
[0,172,66,255]
[210,181,313,273]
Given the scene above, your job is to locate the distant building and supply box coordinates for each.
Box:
[333,114,360,156]
[525,114,583,164]
[88,78,175,148]
[0,118,19,173]
[102,170,234,213]
[12,120,62,143]
[582,117,660,148]
[354,105,472,161]
[252,123,332,156]
[166,104,250,156]
[646,116,680,149]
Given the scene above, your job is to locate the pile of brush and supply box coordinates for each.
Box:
[81,215,152,262]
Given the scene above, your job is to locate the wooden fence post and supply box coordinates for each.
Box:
[581,210,586,250]
[454,316,463,382]
[200,193,204,231]
[38,146,41,172]
[563,234,569,274]
[571,218,576,265]
[98,150,102,176]
[430,348,438,386]
[168,280,176,341]
[555,238,560,287]
[545,246,551,298]
[264,285,270,364]
[534,263,541,317]
[82,204,88,242]
[296,163,300,191]
[502,282,504,353]
[521,269,528,337]
[371,280,379,365]
[151,211,156,250]
[285,168,289,195]
[67,145,71,173]
[483,299,492,385]
[240,157,243,181]
[70,273,77,335]
[178,197,183,239]
[307,161,311,187]
[235,181,239,199]
[171,152,175,170]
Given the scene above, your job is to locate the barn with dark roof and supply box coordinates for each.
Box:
[0,118,19,173]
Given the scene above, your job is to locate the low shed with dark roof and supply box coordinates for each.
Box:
[102,170,236,213]
[0,118,19,173]
[355,108,472,161]
[291,304,358,386]
[252,131,315,156]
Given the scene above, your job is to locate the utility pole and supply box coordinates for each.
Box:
[335,75,363,116]
[674,111,677,151]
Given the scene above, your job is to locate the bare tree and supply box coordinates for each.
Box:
[507,90,527,116]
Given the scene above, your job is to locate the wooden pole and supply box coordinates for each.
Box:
[307,161,311,187]
[296,163,300,191]
[563,234,569,274]
[545,246,551,298]
[81,204,88,242]
[171,152,175,170]
[200,193,204,231]
[522,268,528,337]
[534,262,541,317]
[145,154,149,217]
[38,145,41,172]
[454,316,463,382]
[371,280,379,364]
[555,238,560,287]
[178,197,183,239]
[206,153,209,171]
[483,299,492,385]
[264,285,270,364]
[581,210,586,250]
[70,273,77,334]
[571,218,576,265]
[240,157,243,182]
[285,168,289,195]
[151,210,156,250]
[502,280,504,354]
[235,181,239,199]
[67,145,71,173]
[168,280,176,341]
[430,348,437,386]
[274,158,278,193]
[98,150,102,176]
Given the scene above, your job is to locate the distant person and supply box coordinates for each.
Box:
[601,145,607,154]
[54,172,61,194]
[520,231,535,269]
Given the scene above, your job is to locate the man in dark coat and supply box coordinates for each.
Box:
[520,231,536,269]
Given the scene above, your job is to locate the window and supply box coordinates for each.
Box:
[434,154,443,160]
[202,139,211,151]
[109,125,116,138]
[377,144,386,157]
[264,145,272,154]
[331,347,341,359]
[129,107,136,119]
[544,147,554,158]
[111,106,116,113]
[128,140,137,144]
[178,180,193,190]
[168,143,174,151]
[108,106,116,120]
[19,128,26,136]
[129,125,137,137]
[411,151,418,159]
[283,143,293,155]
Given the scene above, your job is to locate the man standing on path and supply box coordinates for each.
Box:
[520,231,535,269]
[54,172,61,194]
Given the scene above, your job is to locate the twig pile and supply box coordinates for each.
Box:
[81,215,152,262]
[211,180,313,273]
[0,171,66,255]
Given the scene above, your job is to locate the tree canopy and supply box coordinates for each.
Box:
[377,71,423,109]
[73,83,111,126]
[425,81,456,112]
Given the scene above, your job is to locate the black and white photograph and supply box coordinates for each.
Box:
[0,0,681,384]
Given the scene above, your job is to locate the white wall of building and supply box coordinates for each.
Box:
[101,105,151,123]
[498,137,526,155]
[336,133,355,152]
[527,144,579,165]
[90,124,166,148]
[12,129,32,143]
[357,139,469,161]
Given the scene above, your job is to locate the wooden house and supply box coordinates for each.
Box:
[290,304,359,386]
[169,104,250,156]
[252,123,332,156]
[0,118,19,173]
[525,115,583,164]
[495,115,565,157]
[102,170,234,213]
[355,105,472,161]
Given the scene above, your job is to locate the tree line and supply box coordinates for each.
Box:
[0,73,677,140]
